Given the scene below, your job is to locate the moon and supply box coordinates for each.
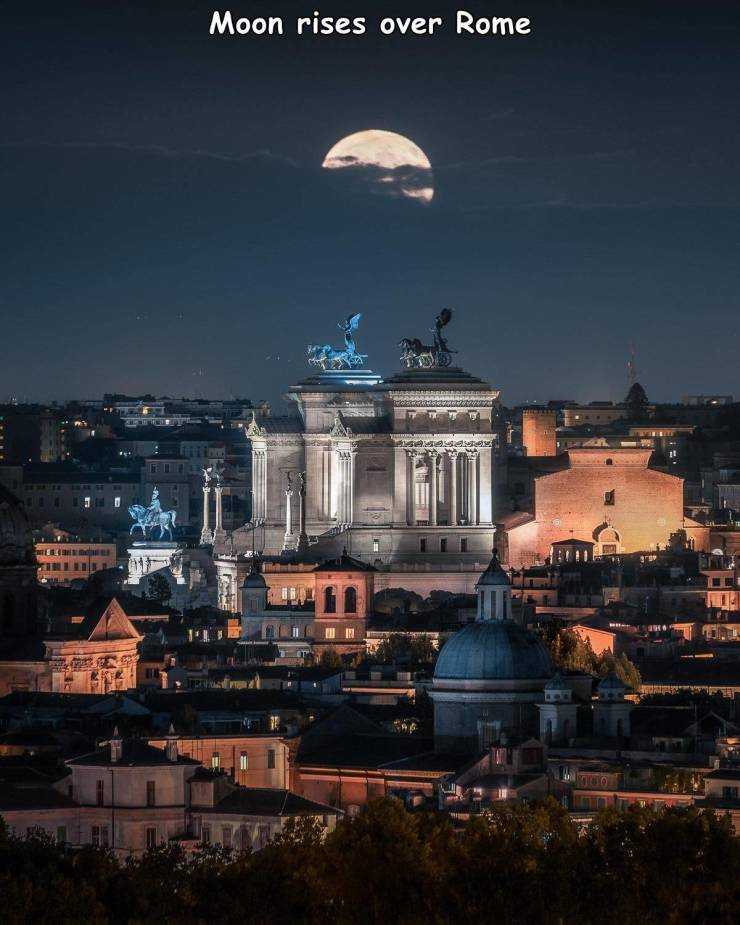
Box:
[322,129,434,203]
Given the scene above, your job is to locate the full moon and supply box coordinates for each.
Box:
[322,129,434,203]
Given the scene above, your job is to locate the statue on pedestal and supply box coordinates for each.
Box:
[128,487,177,541]
[399,307,456,369]
[307,313,367,370]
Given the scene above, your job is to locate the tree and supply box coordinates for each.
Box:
[146,572,171,603]
[318,646,343,670]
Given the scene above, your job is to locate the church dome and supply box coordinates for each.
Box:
[242,560,267,589]
[0,485,35,566]
[475,552,510,588]
[434,620,553,683]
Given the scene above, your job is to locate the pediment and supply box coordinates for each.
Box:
[87,598,141,642]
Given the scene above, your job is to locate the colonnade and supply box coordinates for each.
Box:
[406,448,481,526]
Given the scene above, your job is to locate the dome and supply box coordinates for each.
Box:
[242,561,267,589]
[434,620,553,682]
[545,670,569,690]
[475,552,510,588]
[0,485,35,566]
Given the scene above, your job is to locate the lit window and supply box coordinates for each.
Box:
[211,752,220,769]
[114,497,121,508]
[240,752,249,771]
[291,626,300,638]
[84,497,91,509]
[325,627,336,639]
[146,827,157,849]
[373,538,380,553]
[346,628,355,639]
[281,587,288,601]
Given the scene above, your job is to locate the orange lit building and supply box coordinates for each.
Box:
[506,448,705,568]
[521,408,557,457]
[36,538,117,585]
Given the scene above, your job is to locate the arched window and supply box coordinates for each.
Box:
[265,625,274,639]
[605,458,613,466]
[344,586,357,613]
[324,586,336,614]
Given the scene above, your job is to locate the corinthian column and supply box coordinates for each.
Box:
[407,451,417,526]
[468,451,479,526]
[448,450,459,526]
[428,450,439,526]
[213,484,224,539]
[200,483,212,545]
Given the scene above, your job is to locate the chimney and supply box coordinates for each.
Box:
[165,723,178,763]
[110,726,123,763]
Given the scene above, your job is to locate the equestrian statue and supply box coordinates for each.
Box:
[128,487,177,541]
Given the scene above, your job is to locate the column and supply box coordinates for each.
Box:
[407,451,417,526]
[393,445,408,525]
[252,445,267,522]
[348,448,356,525]
[448,450,458,526]
[200,484,212,545]
[468,451,479,526]
[428,451,438,526]
[214,485,224,536]
[283,485,294,550]
[478,443,493,525]
[297,472,309,553]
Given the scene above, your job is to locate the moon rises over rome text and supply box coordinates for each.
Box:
[209,11,532,38]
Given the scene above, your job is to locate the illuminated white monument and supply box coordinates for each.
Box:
[216,311,503,594]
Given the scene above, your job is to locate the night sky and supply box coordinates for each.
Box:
[2,0,739,408]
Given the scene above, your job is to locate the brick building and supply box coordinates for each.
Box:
[505,448,704,568]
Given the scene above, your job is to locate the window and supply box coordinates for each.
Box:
[146,780,156,807]
[146,827,157,849]
[344,586,357,613]
[440,538,447,553]
[291,626,300,638]
[96,780,104,806]
[325,627,336,639]
[240,751,249,771]
[114,497,121,508]
[324,586,336,614]
[281,586,289,601]
[419,538,427,553]
[84,497,91,509]
[345,627,355,639]
[265,625,274,638]
[92,825,108,847]
[267,749,276,769]
[56,826,67,844]
[164,463,170,473]
[222,827,232,849]
[604,490,615,506]
[150,464,156,474]
[605,458,613,466]
[211,752,220,769]
[460,537,468,553]
[373,538,380,553]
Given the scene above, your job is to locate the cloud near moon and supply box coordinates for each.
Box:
[322,129,434,203]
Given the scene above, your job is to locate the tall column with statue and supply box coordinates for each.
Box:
[200,476,212,545]
[282,472,295,552]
